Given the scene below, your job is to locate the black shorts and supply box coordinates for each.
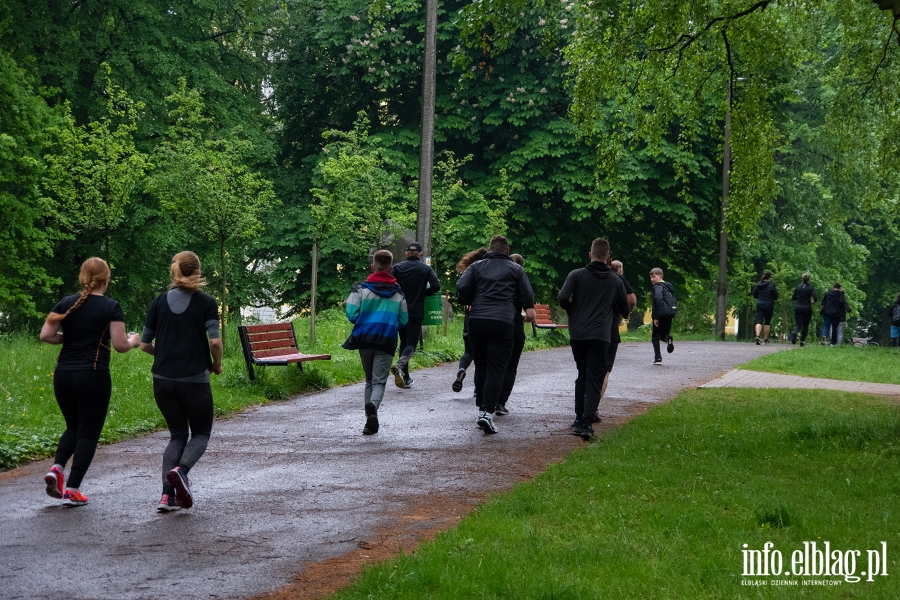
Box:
[756,305,774,326]
[605,342,619,373]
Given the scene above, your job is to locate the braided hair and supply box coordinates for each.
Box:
[46,257,111,325]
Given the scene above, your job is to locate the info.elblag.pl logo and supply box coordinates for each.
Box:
[741,541,889,586]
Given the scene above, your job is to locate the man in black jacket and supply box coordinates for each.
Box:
[820,283,850,346]
[390,242,440,388]
[457,236,535,434]
[558,238,630,440]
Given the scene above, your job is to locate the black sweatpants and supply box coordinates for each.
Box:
[53,369,112,490]
[792,307,812,342]
[498,320,526,406]
[570,339,610,422]
[651,317,673,361]
[468,318,514,414]
[397,317,423,368]
[153,379,214,495]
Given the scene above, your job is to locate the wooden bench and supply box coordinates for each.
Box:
[531,303,568,337]
[237,322,331,381]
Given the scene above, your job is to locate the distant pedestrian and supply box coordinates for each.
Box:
[390,242,440,389]
[789,273,817,346]
[889,294,900,347]
[558,239,630,439]
[452,248,487,394]
[457,236,535,434]
[650,268,678,364]
[596,260,637,418]
[39,257,141,506]
[752,271,778,345]
[820,283,849,346]
[140,251,222,512]
[496,253,528,416]
[343,250,409,435]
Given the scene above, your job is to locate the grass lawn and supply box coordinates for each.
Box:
[742,344,900,385]
[330,388,900,599]
[0,308,568,469]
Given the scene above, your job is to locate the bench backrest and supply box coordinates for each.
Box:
[241,322,299,359]
[534,304,555,326]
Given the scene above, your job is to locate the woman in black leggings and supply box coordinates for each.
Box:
[140,251,223,512]
[452,247,487,395]
[789,273,817,346]
[39,258,140,506]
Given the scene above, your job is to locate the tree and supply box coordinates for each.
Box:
[148,81,276,328]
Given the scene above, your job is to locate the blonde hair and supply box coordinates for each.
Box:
[46,257,111,325]
[169,251,207,292]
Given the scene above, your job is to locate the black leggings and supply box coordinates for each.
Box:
[53,369,112,490]
[397,317,424,367]
[792,307,812,342]
[498,320,526,405]
[153,379,214,494]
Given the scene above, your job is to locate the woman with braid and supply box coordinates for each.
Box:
[40,257,141,506]
[140,251,222,512]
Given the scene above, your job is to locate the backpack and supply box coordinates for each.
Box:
[891,303,900,326]
[658,284,678,319]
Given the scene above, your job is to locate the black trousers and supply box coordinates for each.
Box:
[792,307,812,342]
[498,320,526,406]
[651,317,673,361]
[397,317,423,367]
[53,369,112,490]
[153,379,214,494]
[468,318,515,414]
[571,339,610,421]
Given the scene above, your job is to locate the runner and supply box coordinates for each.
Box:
[451,248,487,394]
[39,257,141,506]
[594,259,636,421]
[650,268,678,364]
[140,251,222,512]
[496,253,528,416]
[789,273,817,346]
[390,242,440,389]
[752,271,778,345]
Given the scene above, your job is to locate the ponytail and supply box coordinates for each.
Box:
[46,257,110,325]
[169,251,206,292]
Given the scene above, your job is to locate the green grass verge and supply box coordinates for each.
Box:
[0,308,569,469]
[742,344,900,385]
[330,388,900,599]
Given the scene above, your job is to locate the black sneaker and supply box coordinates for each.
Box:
[569,419,583,434]
[452,369,466,392]
[391,364,405,389]
[363,402,379,434]
[666,335,674,354]
[764,338,770,345]
[800,341,806,347]
[790,333,797,345]
[579,423,596,441]
[653,358,662,365]
[755,336,761,345]
[166,467,193,509]
[495,403,509,416]
[477,411,498,434]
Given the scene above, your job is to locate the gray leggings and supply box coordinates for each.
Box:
[153,379,214,493]
[359,349,393,409]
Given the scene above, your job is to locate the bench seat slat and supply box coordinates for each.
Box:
[249,339,299,352]
[254,352,332,365]
[246,331,297,343]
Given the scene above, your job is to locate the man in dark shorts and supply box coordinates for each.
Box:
[752,271,778,345]
[593,260,636,422]
[390,242,440,388]
[558,238,630,440]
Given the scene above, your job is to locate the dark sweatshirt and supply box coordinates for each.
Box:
[752,280,779,308]
[391,256,440,319]
[651,280,677,320]
[558,262,630,342]
[456,252,535,324]
[791,283,817,310]
[821,290,850,320]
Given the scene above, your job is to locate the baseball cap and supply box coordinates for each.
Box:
[406,242,423,252]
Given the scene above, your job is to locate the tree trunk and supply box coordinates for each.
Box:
[715,84,732,340]
[416,0,438,258]
[220,238,227,336]
[310,235,318,343]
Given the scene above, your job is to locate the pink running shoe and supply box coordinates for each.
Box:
[166,467,193,509]
[62,489,88,507]
[44,465,64,499]
[156,493,180,512]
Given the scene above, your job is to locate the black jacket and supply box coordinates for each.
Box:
[651,280,677,320]
[391,256,440,319]
[752,280,779,308]
[791,283,817,310]
[456,252,534,324]
[558,262,629,342]
[821,290,849,320]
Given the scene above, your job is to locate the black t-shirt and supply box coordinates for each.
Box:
[51,294,125,371]
[610,273,634,344]
[143,290,218,379]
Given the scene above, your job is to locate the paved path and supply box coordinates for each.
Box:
[0,341,780,600]
[700,369,900,396]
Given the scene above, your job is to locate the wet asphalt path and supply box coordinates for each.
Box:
[0,341,782,599]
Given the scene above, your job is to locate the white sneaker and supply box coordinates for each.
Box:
[476,411,498,434]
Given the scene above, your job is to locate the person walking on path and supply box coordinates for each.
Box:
[650,268,678,364]
[451,248,487,394]
[820,283,849,346]
[140,251,222,512]
[595,259,637,418]
[495,253,528,416]
[752,271,778,345]
[789,273,817,346]
[558,239,630,440]
[456,235,535,434]
[889,294,900,347]
[39,257,141,507]
[342,250,409,435]
[390,242,440,389]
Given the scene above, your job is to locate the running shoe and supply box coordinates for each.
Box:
[44,465,64,499]
[166,467,193,509]
[666,335,674,354]
[62,489,88,507]
[569,419,582,434]
[790,333,797,345]
[452,369,466,392]
[495,403,509,416]
[402,373,414,389]
[157,493,180,512]
[764,338,770,344]
[653,358,662,365]
[800,341,806,347]
[755,336,761,345]
[579,423,596,441]
[390,364,405,389]
[363,401,379,434]
[476,411,498,434]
